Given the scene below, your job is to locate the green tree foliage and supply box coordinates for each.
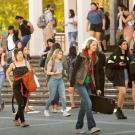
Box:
[0,0,28,31]
[43,0,64,32]
[0,0,64,32]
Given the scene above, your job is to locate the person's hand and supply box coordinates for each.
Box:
[68,87,74,93]
[96,90,102,96]
[1,53,5,57]
[119,62,126,66]
[102,26,105,31]
[10,82,13,88]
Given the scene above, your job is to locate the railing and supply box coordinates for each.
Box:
[55,33,65,51]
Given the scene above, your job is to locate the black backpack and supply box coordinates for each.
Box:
[105,57,116,82]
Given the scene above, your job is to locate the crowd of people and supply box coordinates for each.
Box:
[0,2,135,135]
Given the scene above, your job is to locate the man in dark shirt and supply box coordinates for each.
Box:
[15,16,33,47]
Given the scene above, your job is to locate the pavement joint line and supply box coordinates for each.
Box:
[0,117,135,126]
[0,121,71,130]
[102,130,135,135]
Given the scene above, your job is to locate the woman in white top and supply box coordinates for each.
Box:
[67,9,77,46]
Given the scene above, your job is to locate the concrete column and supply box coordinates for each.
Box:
[130,0,135,11]
[110,0,117,46]
[77,0,90,52]
[29,0,43,56]
[64,0,77,54]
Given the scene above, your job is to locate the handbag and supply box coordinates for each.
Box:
[22,70,37,92]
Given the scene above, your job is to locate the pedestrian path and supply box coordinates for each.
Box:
[0,106,135,135]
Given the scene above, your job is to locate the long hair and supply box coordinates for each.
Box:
[51,49,63,61]
[68,46,77,58]
[82,37,98,51]
[0,47,7,61]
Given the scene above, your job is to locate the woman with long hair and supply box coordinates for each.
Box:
[107,39,130,119]
[0,47,6,111]
[69,37,101,134]
[44,49,71,117]
[6,48,31,127]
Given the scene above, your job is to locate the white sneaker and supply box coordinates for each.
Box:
[44,110,50,117]
[75,129,86,134]
[63,111,71,117]
[89,127,100,134]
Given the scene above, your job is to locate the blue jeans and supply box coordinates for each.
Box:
[0,72,5,104]
[22,35,31,47]
[45,78,67,111]
[68,32,77,44]
[75,84,96,130]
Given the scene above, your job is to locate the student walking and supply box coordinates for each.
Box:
[6,48,31,127]
[106,39,130,119]
[44,49,71,117]
[69,37,101,134]
[0,47,6,111]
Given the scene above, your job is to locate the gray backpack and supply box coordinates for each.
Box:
[37,14,46,29]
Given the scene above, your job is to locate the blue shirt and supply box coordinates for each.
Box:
[87,10,105,24]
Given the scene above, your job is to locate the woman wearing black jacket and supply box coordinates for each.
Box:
[106,39,130,119]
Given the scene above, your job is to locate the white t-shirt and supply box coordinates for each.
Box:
[68,16,77,32]
[7,34,15,51]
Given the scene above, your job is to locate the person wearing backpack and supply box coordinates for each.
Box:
[15,16,34,47]
[43,4,54,46]
[106,39,130,119]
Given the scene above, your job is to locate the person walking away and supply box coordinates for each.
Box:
[67,46,77,108]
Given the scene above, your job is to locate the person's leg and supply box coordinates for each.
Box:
[25,93,31,112]
[45,78,58,110]
[132,81,135,109]
[75,84,96,130]
[95,32,102,51]
[51,90,59,112]
[89,31,96,37]
[115,86,127,119]
[68,87,76,108]
[21,35,31,47]
[57,79,67,111]
[0,73,5,110]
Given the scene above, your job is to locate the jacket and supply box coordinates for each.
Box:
[70,52,99,92]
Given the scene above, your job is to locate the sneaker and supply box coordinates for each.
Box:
[75,129,86,134]
[44,110,50,117]
[14,120,20,126]
[89,127,101,134]
[63,111,71,117]
[20,122,29,127]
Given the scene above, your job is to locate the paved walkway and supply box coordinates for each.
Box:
[0,106,135,135]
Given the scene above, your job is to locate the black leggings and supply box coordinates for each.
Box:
[13,82,27,123]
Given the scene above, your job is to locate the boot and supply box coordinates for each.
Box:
[119,109,127,119]
[115,108,127,119]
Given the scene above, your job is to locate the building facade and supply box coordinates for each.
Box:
[28,0,135,55]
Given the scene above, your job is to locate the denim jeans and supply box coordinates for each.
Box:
[51,90,59,105]
[75,84,96,130]
[22,35,31,47]
[45,78,66,111]
[68,32,77,45]
[0,72,5,104]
